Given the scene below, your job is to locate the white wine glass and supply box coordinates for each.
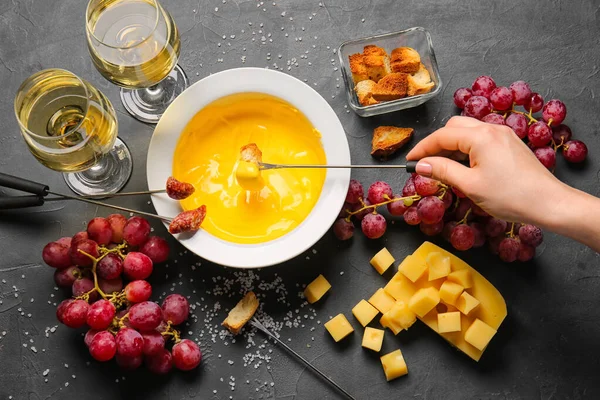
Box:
[85,0,188,124]
[14,68,133,195]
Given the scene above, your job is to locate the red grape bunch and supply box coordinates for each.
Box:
[334,178,543,262]
[454,76,588,168]
[42,214,202,374]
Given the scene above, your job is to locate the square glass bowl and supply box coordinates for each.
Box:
[338,27,442,117]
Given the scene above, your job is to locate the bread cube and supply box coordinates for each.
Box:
[437,312,462,333]
[390,47,421,74]
[380,301,416,334]
[303,274,331,304]
[368,288,396,313]
[456,291,480,316]
[398,255,427,283]
[352,299,379,327]
[355,80,379,106]
[324,314,354,342]
[370,247,395,274]
[447,269,473,289]
[408,287,440,318]
[407,63,434,96]
[362,327,384,352]
[439,280,464,306]
[363,52,391,82]
[464,318,497,351]
[371,126,413,158]
[427,252,451,281]
[372,73,408,101]
[363,45,387,56]
[349,53,369,84]
[380,349,408,381]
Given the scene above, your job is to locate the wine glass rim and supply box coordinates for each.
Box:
[14,68,91,141]
[85,0,161,50]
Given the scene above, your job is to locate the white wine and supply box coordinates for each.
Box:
[86,0,181,89]
[15,69,118,172]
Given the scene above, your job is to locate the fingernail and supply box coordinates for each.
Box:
[416,161,432,177]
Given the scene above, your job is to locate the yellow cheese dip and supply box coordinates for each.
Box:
[172,93,327,244]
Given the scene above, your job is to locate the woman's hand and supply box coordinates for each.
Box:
[406,116,570,225]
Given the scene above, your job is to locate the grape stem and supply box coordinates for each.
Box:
[344,194,422,221]
[76,243,129,302]
[508,222,516,238]
[456,208,472,225]
[160,321,181,343]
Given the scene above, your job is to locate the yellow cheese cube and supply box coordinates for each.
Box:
[427,252,451,281]
[398,255,427,282]
[380,301,416,334]
[370,247,395,275]
[380,349,408,381]
[439,280,464,306]
[362,327,384,352]
[437,312,462,333]
[408,287,440,317]
[303,274,331,304]
[368,288,396,313]
[384,272,414,301]
[464,318,497,351]
[456,291,480,316]
[352,299,379,327]
[324,314,354,342]
[447,269,473,289]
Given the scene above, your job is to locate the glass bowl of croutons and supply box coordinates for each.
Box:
[339,27,442,117]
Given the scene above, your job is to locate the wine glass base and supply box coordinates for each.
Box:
[120,64,189,124]
[63,137,133,196]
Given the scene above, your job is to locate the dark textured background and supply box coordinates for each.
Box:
[1,0,600,399]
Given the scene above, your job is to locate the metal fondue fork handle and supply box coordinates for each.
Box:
[259,161,420,173]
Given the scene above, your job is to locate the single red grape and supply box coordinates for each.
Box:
[534,147,556,170]
[162,294,190,325]
[70,239,99,267]
[89,330,116,362]
[71,231,89,245]
[413,175,440,196]
[440,190,453,209]
[141,331,165,356]
[54,265,80,287]
[42,242,72,269]
[471,75,496,98]
[116,354,143,371]
[146,349,173,374]
[485,218,507,237]
[481,113,505,125]
[125,280,152,303]
[489,86,513,110]
[345,179,364,204]
[551,124,572,144]
[351,200,372,221]
[498,238,520,262]
[464,96,492,119]
[123,216,151,246]
[542,99,567,126]
[387,197,409,216]
[107,214,128,243]
[517,243,535,262]
[518,224,543,247]
[333,218,354,240]
[419,220,444,236]
[129,301,163,331]
[450,225,475,251]
[123,252,153,280]
[72,277,98,301]
[172,339,202,371]
[116,327,144,358]
[139,236,170,264]
[528,121,552,147]
[87,217,113,246]
[505,113,528,139]
[453,87,473,108]
[469,222,486,248]
[442,221,458,241]
[562,140,588,163]
[403,206,421,225]
[509,81,532,105]
[361,213,387,239]
[85,329,99,347]
[367,181,393,204]
[99,277,123,294]
[417,196,445,224]
[61,299,90,328]
[86,300,116,330]
[97,253,123,280]
[524,93,544,113]
[402,176,416,197]
[56,299,74,324]
[56,237,72,247]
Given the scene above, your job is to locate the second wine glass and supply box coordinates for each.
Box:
[85,0,189,123]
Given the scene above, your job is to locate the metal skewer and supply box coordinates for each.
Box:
[250,317,356,400]
[76,189,166,199]
[259,160,419,172]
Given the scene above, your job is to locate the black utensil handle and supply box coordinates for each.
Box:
[0,195,45,209]
[0,172,49,196]
[405,159,470,174]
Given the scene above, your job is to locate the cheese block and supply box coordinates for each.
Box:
[324,314,354,342]
[352,299,379,327]
[370,247,395,274]
[388,241,507,361]
[362,327,384,352]
[303,274,331,304]
[368,288,396,313]
[380,349,408,381]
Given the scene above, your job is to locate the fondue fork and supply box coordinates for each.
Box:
[259,160,421,172]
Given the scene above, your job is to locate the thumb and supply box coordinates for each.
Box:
[415,157,473,189]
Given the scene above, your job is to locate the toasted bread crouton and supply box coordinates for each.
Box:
[390,47,421,74]
[240,143,263,164]
[349,53,369,84]
[355,80,379,106]
[363,54,391,82]
[222,291,259,335]
[407,63,435,96]
[372,73,409,101]
[363,45,387,57]
[371,126,414,157]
